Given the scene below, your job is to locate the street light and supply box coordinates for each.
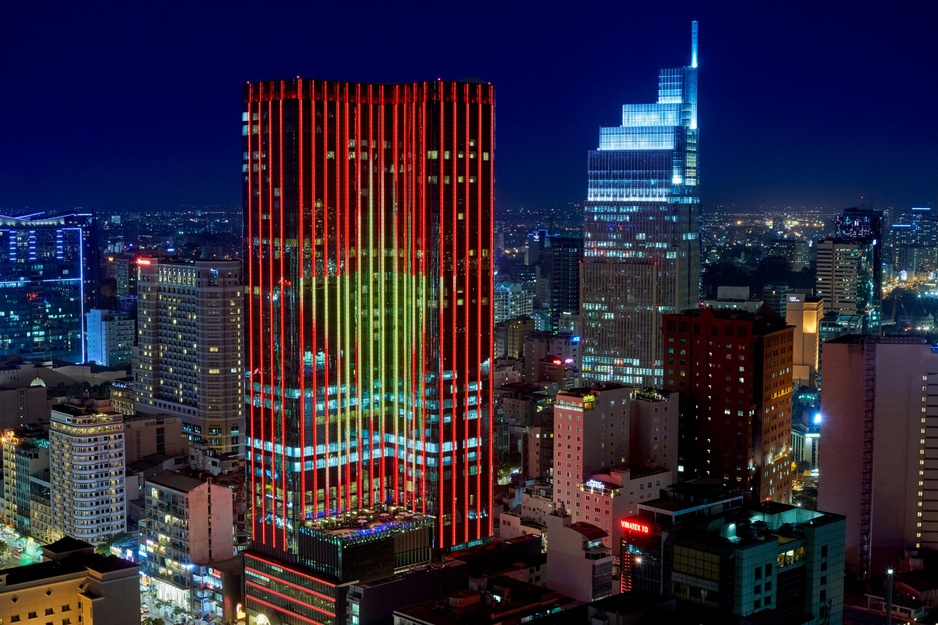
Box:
[885,568,894,625]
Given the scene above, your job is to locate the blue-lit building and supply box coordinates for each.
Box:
[581,22,700,387]
[0,212,97,364]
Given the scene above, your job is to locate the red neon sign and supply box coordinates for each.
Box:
[621,520,650,533]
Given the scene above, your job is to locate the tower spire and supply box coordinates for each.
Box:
[691,20,698,69]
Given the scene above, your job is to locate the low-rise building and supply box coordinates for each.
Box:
[0,537,139,625]
[545,512,613,602]
[620,480,845,624]
[139,470,235,620]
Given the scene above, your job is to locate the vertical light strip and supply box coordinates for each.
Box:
[343,86,352,513]
[246,84,258,545]
[298,80,307,524]
[419,88,428,515]
[449,80,458,547]
[486,84,495,539]
[311,82,320,520]
[278,82,288,549]
[322,88,332,518]
[436,83,446,549]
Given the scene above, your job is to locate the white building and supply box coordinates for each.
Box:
[50,400,126,544]
[85,309,135,368]
[545,512,613,602]
[135,258,244,453]
[494,282,534,325]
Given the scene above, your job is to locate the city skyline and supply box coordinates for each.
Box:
[3,3,937,217]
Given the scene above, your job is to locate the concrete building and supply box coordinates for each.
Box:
[522,332,580,384]
[819,335,938,579]
[702,286,762,313]
[0,383,49,429]
[135,258,244,453]
[139,470,235,620]
[816,237,879,335]
[501,317,537,361]
[577,465,673,550]
[662,307,794,502]
[621,490,845,624]
[785,294,823,388]
[0,537,139,625]
[545,512,613,602]
[50,400,126,544]
[553,385,677,544]
[1,427,49,537]
[85,309,135,369]
[494,282,535,325]
[107,377,134,416]
[123,411,185,463]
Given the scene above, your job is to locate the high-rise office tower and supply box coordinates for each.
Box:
[545,233,582,332]
[0,212,97,363]
[816,206,883,335]
[242,79,493,622]
[890,206,938,276]
[662,307,794,502]
[581,22,700,387]
[134,258,244,453]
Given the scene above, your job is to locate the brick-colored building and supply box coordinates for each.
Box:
[662,307,794,502]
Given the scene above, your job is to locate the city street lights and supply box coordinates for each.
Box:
[885,568,894,625]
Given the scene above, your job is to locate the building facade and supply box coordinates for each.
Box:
[544,234,582,332]
[819,336,938,579]
[581,22,700,387]
[621,485,845,624]
[662,307,794,502]
[0,538,140,625]
[85,309,135,368]
[243,79,494,624]
[139,470,235,619]
[785,294,823,388]
[0,212,96,363]
[50,400,126,544]
[552,385,677,547]
[135,258,244,453]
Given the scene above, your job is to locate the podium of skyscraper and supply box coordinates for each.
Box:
[581,22,700,387]
[242,79,494,623]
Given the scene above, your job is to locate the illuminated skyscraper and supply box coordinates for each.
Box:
[243,79,493,623]
[581,22,700,387]
[0,212,97,364]
[134,258,244,453]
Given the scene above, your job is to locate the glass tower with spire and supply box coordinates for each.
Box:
[581,21,700,387]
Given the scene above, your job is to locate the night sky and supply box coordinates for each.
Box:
[2,2,936,217]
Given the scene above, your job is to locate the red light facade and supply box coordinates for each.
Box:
[243,79,494,571]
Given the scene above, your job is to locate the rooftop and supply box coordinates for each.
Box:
[148,470,207,493]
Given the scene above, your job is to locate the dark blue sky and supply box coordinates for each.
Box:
[2,2,936,216]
